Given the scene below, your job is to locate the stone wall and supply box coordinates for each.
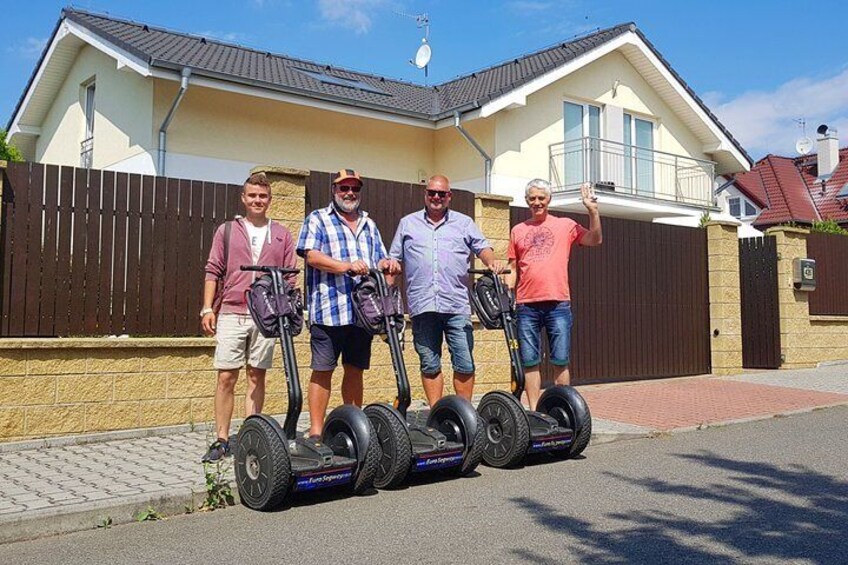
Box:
[768,227,848,368]
[705,221,743,375]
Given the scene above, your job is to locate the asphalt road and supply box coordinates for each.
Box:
[5,406,848,564]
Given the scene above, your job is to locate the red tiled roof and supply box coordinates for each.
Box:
[733,148,848,229]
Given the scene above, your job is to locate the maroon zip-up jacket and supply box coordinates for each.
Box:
[204,218,296,315]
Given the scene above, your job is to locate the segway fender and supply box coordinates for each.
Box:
[243,413,289,445]
[325,404,374,464]
[429,394,480,444]
[538,385,591,428]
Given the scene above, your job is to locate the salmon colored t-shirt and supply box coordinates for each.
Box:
[508,215,588,303]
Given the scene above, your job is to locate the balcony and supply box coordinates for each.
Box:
[549,137,716,208]
[80,137,93,169]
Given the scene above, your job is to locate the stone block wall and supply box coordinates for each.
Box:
[768,227,848,368]
[705,221,743,375]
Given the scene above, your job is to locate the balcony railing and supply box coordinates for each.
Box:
[549,137,716,207]
[80,137,94,169]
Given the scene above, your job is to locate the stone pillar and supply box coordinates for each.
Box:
[705,221,743,375]
[473,193,512,266]
[765,226,812,369]
[250,166,308,282]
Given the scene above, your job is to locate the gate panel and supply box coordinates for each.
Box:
[739,236,781,369]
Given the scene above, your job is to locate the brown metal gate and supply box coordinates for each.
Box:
[739,236,781,368]
[510,207,711,384]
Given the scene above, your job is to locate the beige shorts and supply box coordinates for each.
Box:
[214,313,276,370]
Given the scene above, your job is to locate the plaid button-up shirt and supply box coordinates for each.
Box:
[296,205,388,326]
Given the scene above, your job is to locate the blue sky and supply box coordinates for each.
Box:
[4,0,848,158]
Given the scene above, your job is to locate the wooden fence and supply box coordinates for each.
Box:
[0,161,243,337]
[807,233,848,316]
[510,207,711,384]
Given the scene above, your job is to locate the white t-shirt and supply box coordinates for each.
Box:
[245,221,269,264]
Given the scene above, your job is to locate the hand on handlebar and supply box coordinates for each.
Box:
[378,258,402,275]
[347,259,369,276]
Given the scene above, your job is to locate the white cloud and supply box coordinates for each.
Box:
[317,0,390,34]
[708,67,848,159]
[7,37,48,59]
[197,30,247,43]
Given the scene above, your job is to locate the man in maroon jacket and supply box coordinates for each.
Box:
[200,172,296,462]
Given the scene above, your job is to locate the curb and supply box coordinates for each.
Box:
[0,489,206,546]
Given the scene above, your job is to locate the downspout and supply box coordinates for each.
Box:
[454,110,491,194]
[158,67,192,176]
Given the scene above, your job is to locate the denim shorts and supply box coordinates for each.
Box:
[516,301,573,367]
[411,313,475,375]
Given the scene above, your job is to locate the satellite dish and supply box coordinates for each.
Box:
[796,137,813,155]
[414,39,431,69]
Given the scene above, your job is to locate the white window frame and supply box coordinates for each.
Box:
[623,111,658,195]
[728,195,759,219]
[563,98,603,190]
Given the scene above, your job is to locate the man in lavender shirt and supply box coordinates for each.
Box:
[389,175,504,406]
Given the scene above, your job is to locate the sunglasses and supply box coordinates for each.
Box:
[335,184,362,193]
[426,189,451,198]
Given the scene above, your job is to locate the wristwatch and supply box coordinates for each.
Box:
[199,308,214,318]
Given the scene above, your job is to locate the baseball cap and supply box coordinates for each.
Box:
[333,168,363,186]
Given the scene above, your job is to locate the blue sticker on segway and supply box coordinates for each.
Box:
[412,450,464,472]
[293,467,354,492]
[529,433,573,453]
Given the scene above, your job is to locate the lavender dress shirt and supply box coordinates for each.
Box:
[389,209,491,317]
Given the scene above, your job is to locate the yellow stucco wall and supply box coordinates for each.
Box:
[153,80,435,183]
[433,118,495,185]
[36,45,154,170]
[490,51,708,189]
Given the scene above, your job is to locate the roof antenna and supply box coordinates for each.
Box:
[794,118,813,156]
[395,11,431,84]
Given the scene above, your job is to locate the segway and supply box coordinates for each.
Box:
[353,269,485,489]
[469,269,592,468]
[233,266,380,510]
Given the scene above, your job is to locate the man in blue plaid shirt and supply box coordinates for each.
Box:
[297,169,401,437]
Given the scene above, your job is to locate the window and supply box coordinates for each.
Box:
[729,197,741,218]
[744,201,757,216]
[563,101,601,189]
[81,81,95,168]
[624,113,654,195]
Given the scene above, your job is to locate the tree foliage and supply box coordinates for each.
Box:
[0,129,24,162]
[811,219,848,236]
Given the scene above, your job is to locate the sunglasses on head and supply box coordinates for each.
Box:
[335,184,362,193]
[426,189,451,198]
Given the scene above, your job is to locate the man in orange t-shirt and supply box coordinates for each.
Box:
[506,179,602,410]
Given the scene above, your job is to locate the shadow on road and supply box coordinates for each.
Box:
[509,450,848,563]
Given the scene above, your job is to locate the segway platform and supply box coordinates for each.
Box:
[408,427,465,472]
[526,412,573,454]
[288,438,357,492]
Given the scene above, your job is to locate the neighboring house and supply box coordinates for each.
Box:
[7,8,751,225]
[718,126,847,234]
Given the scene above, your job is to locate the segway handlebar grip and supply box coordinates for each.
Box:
[240,265,300,275]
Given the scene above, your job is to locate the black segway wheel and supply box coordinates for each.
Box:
[364,404,413,489]
[537,385,592,459]
[234,415,291,511]
[323,405,380,495]
[477,391,531,468]
[428,395,486,477]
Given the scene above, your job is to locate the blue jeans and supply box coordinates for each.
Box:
[411,313,475,375]
[516,301,573,367]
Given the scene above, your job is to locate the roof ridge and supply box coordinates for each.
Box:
[435,22,634,89]
[63,7,432,90]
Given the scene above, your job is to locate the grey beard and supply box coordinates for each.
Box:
[334,194,360,214]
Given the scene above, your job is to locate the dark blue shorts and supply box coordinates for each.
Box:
[309,324,373,371]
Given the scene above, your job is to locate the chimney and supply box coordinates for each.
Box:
[816,124,839,181]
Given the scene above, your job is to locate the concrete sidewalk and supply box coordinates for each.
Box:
[1,365,846,544]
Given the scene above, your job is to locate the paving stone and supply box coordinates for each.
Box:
[0,506,26,515]
[21,500,54,510]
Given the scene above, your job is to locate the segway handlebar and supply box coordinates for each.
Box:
[240,265,300,274]
[468,268,511,275]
